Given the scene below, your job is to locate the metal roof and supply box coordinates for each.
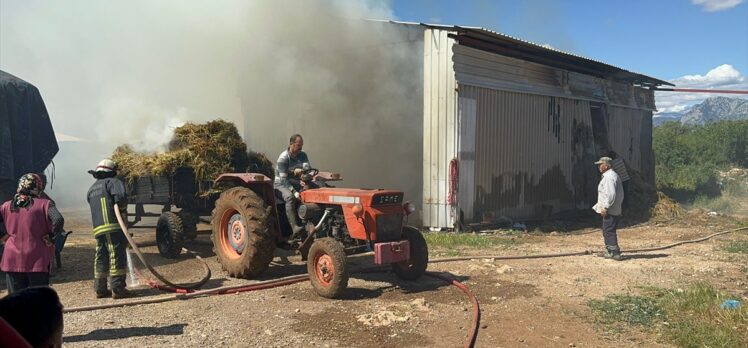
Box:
[377,20,673,87]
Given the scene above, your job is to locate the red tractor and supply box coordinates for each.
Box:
[210,169,428,298]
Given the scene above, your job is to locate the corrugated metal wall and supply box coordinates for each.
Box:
[606,106,655,183]
[452,44,565,97]
[458,85,600,222]
[423,29,459,228]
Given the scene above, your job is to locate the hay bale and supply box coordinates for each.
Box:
[112,120,250,184]
[651,191,685,220]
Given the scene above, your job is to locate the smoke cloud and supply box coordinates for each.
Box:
[1,1,425,217]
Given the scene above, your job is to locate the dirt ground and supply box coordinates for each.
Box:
[2,209,747,348]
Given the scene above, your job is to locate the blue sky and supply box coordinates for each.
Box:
[390,0,748,112]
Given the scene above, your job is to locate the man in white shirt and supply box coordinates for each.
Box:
[592,157,624,261]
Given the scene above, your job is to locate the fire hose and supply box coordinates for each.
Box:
[113,204,211,291]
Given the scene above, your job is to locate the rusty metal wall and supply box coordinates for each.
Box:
[422,28,459,228]
[606,106,655,184]
[458,85,599,222]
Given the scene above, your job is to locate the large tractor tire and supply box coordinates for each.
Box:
[179,211,199,241]
[392,226,429,281]
[307,237,348,299]
[156,212,185,259]
[211,187,276,278]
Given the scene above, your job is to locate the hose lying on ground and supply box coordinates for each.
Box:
[62,223,748,348]
[113,204,211,291]
[427,225,748,263]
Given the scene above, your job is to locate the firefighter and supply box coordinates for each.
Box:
[274,134,310,238]
[86,159,131,299]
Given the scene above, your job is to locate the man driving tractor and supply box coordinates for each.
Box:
[274,134,311,238]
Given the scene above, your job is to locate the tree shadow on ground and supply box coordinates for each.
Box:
[64,324,187,343]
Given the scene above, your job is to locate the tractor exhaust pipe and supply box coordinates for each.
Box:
[298,209,331,252]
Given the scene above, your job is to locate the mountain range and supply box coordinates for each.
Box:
[653,96,748,127]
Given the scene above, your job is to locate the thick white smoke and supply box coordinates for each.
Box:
[1,1,424,213]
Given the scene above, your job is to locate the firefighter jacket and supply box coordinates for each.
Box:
[86,177,127,236]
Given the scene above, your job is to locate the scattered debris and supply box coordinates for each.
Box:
[496,264,514,274]
[356,309,412,327]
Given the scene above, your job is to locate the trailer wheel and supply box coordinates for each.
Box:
[211,187,276,278]
[307,237,348,299]
[156,212,185,259]
[392,226,428,281]
[180,211,199,241]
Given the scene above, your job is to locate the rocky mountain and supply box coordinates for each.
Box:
[653,96,748,127]
[679,96,748,125]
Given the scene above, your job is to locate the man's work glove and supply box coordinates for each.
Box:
[293,168,304,177]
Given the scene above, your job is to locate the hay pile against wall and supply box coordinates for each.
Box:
[112,120,274,183]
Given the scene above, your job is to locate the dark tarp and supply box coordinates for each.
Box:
[0,70,58,186]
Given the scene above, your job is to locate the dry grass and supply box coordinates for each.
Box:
[651,191,686,220]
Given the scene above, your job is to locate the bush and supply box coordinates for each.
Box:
[654,120,748,200]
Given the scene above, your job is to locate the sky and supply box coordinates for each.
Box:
[390,0,748,113]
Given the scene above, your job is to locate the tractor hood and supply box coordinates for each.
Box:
[301,187,404,206]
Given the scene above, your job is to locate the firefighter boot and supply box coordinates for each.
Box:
[111,275,132,299]
[94,278,111,298]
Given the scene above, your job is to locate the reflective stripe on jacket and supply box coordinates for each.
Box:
[87,177,127,236]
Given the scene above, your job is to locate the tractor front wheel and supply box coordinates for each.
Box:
[392,226,428,281]
[307,238,348,299]
[156,212,185,259]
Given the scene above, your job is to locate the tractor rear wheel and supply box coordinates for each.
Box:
[392,226,428,281]
[211,187,276,278]
[307,237,348,299]
[156,212,185,259]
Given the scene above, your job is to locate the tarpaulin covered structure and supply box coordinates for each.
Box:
[0,70,58,201]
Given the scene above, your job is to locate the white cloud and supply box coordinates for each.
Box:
[655,64,748,113]
[540,43,556,50]
[673,64,745,87]
[691,0,744,12]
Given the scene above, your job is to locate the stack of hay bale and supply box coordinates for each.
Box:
[112,120,274,189]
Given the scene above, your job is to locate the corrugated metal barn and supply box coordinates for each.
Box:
[242,21,671,229]
[417,22,671,229]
